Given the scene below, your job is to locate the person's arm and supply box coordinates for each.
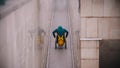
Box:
[64,29,68,37]
[52,29,57,38]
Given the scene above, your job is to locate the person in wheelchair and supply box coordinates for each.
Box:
[52,26,68,49]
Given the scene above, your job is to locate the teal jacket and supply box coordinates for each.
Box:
[53,26,68,38]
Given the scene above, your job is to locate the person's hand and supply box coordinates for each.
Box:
[66,34,68,38]
[53,35,55,38]
[53,35,56,38]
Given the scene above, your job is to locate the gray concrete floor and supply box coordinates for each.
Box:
[47,0,73,68]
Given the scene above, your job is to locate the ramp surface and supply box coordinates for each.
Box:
[47,0,73,68]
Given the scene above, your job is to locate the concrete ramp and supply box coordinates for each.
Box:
[47,0,73,68]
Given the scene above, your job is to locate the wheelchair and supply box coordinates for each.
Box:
[55,35,67,49]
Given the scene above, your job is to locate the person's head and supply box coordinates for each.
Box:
[58,26,63,29]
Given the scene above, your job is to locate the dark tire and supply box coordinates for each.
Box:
[55,42,57,49]
[65,46,67,49]
[65,42,67,49]
[55,47,57,49]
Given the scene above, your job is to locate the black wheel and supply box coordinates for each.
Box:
[55,41,57,49]
[65,42,67,49]
[55,47,57,49]
[65,46,67,49]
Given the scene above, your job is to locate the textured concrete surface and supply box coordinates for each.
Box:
[0,0,31,19]
[47,0,73,68]
[0,0,39,68]
[0,0,120,68]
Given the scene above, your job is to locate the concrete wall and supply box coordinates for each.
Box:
[80,0,120,39]
[0,0,41,68]
[80,0,120,68]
